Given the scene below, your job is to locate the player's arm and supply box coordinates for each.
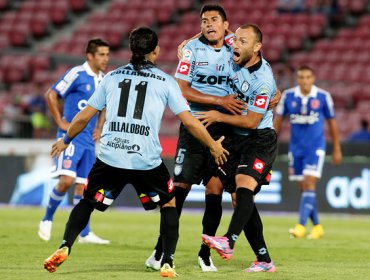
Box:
[197,109,263,129]
[273,115,284,135]
[177,110,229,165]
[50,105,98,158]
[327,118,342,165]
[93,108,106,141]
[177,79,245,115]
[44,88,69,131]
[268,89,281,110]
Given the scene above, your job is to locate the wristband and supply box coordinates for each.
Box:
[63,134,73,144]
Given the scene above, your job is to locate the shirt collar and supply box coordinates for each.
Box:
[294,85,318,98]
[82,61,104,79]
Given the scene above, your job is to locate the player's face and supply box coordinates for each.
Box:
[200,11,228,46]
[296,69,315,94]
[232,27,261,66]
[89,46,110,73]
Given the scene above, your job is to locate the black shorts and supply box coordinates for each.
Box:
[218,129,277,194]
[84,158,174,211]
[173,122,233,185]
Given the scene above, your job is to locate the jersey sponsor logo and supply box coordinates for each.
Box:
[195,74,231,85]
[167,178,174,193]
[254,95,268,109]
[78,99,88,110]
[195,62,208,66]
[177,61,190,75]
[216,64,225,71]
[182,49,192,61]
[225,36,234,46]
[310,99,320,109]
[127,144,142,156]
[253,158,265,174]
[290,111,319,124]
[63,159,72,169]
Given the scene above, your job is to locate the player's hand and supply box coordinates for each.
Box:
[217,94,245,115]
[332,148,342,165]
[210,136,229,165]
[50,139,69,158]
[93,127,102,142]
[196,110,222,128]
[177,40,189,60]
[58,119,70,131]
[268,89,281,110]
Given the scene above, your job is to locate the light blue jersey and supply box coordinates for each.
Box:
[174,36,233,114]
[52,62,104,148]
[228,57,277,135]
[88,63,190,170]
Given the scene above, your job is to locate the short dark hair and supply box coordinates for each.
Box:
[298,65,314,73]
[129,27,158,71]
[239,24,262,43]
[200,4,227,21]
[85,38,109,55]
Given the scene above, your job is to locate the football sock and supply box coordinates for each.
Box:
[73,195,90,237]
[160,207,179,267]
[299,191,315,226]
[225,188,254,249]
[153,187,189,257]
[309,191,320,225]
[199,194,222,258]
[174,186,190,217]
[60,199,94,254]
[244,204,271,263]
[43,187,65,221]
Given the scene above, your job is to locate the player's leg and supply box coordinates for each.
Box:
[75,148,109,244]
[287,152,307,238]
[38,175,74,241]
[243,204,275,272]
[302,149,325,239]
[147,124,203,270]
[44,159,124,273]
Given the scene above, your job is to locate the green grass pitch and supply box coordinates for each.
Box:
[0,206,369,280]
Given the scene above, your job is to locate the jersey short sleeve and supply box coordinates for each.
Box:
[248,80,275,115]
[52,66,80,98]
[174,42,195,82]
[166,77,190,115]
[322,91,336,119]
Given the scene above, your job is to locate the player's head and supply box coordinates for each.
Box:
[232,24,262,67]
[200,4,229,46]
[129,27,159,71]
[296,65,315,94]
[86,38,110,73]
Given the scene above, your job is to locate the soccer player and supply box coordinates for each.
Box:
[274,65,342,239]
[38,39,110,244]
[43,27,229,278]
[145,4,245,272]
[199,24,277,273]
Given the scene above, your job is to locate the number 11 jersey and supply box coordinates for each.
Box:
[88,63,190,170]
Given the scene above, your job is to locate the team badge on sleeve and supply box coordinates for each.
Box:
[177,61,190,75]
[182,49,192,61]
[254,95,268,109]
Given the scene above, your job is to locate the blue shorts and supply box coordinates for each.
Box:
[288,148,326,181]
[51,140,95,184]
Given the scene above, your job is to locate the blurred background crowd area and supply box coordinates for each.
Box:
[0,0,369,141]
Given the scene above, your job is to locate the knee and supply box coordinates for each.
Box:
[57,176,75,192]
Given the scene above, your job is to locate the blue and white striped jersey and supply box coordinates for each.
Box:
[275,85,335,154]
[88,63,190,170]
[52,62,104,147]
